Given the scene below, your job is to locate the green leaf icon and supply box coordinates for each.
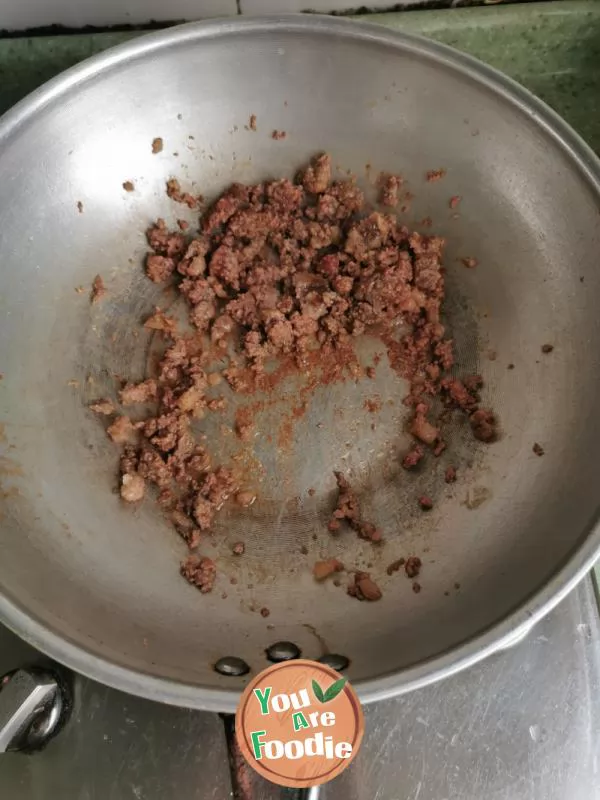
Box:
[312,679,325,703]
[312,676,347,703]
[323,677,347,703]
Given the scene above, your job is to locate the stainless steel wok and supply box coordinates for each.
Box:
[0,16,599,716]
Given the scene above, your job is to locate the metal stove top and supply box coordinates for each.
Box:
[1,577,599,799]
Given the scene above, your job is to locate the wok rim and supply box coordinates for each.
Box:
[0,14,599,713]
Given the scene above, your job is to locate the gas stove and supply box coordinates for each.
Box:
[1,5,600,797]
[1,576,599,799]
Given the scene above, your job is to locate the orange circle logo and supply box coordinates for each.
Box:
[235,659,364,788]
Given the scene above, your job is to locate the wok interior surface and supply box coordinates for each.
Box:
[1,18,600,710]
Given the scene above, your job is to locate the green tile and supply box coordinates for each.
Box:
[357,1,600,156]
[0,32,140,116]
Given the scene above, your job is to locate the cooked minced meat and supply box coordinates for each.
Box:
[107,416,137,444]
[180,555,216,593]
[99,152,496,598]
[347,571,382,601]
[328,471,382,543]
[313,558,344,581]
[89,399,115,415]
[378,173,403,207]
[120,473,145,502]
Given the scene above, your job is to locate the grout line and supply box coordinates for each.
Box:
[237,0,556,16]
[0,0,591,38]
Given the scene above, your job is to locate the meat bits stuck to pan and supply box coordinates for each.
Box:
[91,153,498,600]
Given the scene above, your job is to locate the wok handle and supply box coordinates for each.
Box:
[221,714,321,799]
[281,788,321,799]
[0,668,66,753]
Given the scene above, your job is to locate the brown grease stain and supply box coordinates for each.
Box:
[0,456,23,478]
[364,396,382,413]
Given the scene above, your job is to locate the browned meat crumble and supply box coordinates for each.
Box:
[96,152,497,597]
[404,556,422,579]
[89,399,115,415]
[313,558,344,581]
[426,168,446,182]
[180,555,216,593]
[402,445,424,470]
[418,495,433,511]
[107,416,137,444]
[166,178,200,209]
[445,465,457,483]
[328,471,382,543]
[470,408,498,442]
[386,557,405,575]
[347,571,382,601]
[120,473,145,502]
[378,173,403,207]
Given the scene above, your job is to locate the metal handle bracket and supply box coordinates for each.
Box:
[0,668,65,753]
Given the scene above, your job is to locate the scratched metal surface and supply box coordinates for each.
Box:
[336,576,600,800]
[1,576,599,799]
